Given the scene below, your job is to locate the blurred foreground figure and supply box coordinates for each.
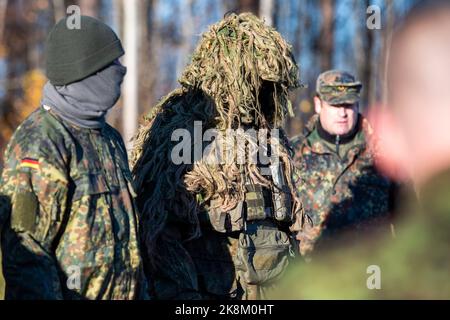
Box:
[0,16,146,299]
[131,13,304,299]
[291,71,397,257]
[272,0,450,299]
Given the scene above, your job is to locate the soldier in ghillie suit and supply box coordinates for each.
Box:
[291,70,397,256]
[0,16,146,299]
[131,13,305,300]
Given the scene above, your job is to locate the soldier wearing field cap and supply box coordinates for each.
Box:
[291,70,398,257]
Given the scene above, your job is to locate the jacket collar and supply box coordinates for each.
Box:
[301,113,375,156]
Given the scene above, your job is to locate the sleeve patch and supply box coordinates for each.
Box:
[11,191,38,233]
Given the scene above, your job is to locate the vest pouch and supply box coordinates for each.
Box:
[235,222,294,285]
[206,199,244,233]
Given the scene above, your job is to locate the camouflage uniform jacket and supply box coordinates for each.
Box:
[271,169,450,299]
[0,107,145,299]
[291,114,395,255]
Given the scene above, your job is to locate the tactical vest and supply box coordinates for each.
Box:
[194,163,298,299]
[205,163,293,233]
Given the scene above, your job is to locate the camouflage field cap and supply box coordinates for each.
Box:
[316,70,362,105]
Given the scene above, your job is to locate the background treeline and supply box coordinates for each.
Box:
[0,0,420,163]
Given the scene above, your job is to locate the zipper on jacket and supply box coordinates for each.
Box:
[335,134,340,155]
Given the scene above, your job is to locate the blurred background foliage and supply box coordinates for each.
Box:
[0,0,421,164]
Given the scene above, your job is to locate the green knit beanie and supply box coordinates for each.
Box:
[45,15,124,86]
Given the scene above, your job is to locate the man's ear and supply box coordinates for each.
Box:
[314,96,322,114]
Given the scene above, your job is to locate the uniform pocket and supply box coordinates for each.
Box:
[71,172,114,247]
[73,172,111,201]
[236,226,294,285]
[206,199,244,233]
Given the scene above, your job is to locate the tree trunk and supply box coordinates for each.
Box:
[137,0,155,121]
[381,0,395,106]
[52,0,65,22]
[318,0,334,71]
[259,0,273,26]
[122,0,139,151]
[0,0,8,43]
[363,0,375,108]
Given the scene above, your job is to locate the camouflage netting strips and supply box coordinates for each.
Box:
[131,13,305,266]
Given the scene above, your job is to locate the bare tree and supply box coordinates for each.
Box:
[317,0,335,71]
[381,0,395,105]
[137,0,156,120]
[0,0,46,160]
[177,0,193,78]
[122,0,139,150]
[362,0,375,107]
[259,0,273,26]
[0,0,8,44]
[52,0,65,22]
[105,0,123,129]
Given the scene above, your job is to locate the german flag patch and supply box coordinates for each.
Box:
[20,158,40,170]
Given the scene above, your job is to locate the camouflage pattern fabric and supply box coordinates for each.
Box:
[291,114,395,256]
[271,168,450,299]
[316,70,362,105]
[0,107,146,299]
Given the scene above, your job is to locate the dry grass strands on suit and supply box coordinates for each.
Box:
[131,13,304,267]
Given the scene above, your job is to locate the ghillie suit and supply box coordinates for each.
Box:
[131,13,305,300]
